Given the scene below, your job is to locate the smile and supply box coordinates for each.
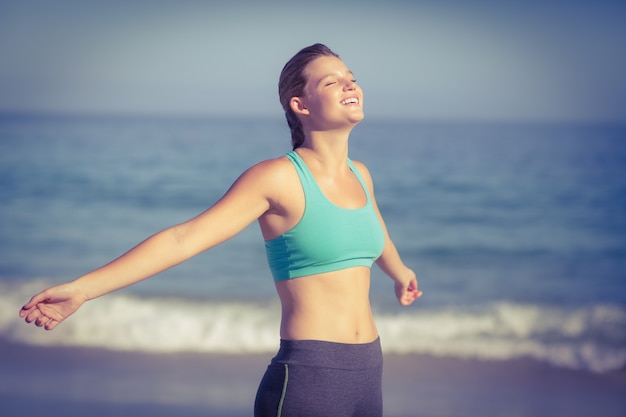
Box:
[341,97,359,105]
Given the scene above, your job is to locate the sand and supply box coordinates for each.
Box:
[1,340,624,417]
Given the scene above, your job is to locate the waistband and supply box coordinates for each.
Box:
[271,337,382,370]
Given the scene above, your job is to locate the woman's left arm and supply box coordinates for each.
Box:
[376,233,422,306]
[353,161,423,306]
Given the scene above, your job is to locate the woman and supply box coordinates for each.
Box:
[19,44,422,417]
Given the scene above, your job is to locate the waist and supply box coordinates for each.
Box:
[276,267,377,343]
[271,337,382,370]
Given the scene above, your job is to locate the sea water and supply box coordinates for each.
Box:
[1,113,625,373]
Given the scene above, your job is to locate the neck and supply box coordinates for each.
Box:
[299,127,352,172]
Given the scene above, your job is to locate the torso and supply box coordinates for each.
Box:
[258,150,380,344]
[275,267,378,343]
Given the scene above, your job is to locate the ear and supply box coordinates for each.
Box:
[290,97,310,116]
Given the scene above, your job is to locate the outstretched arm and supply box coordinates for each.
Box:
[20,160,277,330]
[353,161,423,306]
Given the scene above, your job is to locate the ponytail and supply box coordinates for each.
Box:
[285,109,305,150]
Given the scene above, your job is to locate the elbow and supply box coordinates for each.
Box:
[166,224,197,260]
[168,220,214,259]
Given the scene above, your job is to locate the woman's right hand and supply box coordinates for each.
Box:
[19,282,87,331]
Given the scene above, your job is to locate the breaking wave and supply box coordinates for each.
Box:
[2,280,624,373]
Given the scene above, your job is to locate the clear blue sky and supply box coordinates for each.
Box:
[1,0,625,122]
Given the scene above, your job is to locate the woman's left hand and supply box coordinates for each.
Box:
[394,268,422,306]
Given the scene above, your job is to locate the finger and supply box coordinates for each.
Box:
[22,293,47,311]
[402,289,422,305]
[19,306,37,319]
[45,319,60,331]
[410,279,423,299]
[25,309,43,324]
[22,292,52,317]
[401,293,414,306]
[35,314,50,327]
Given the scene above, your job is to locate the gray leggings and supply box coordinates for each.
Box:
[254,338,383,417]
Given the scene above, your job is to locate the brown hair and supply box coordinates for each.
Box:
[278,44,340,150]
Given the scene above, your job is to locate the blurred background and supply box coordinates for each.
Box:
[1,0,624,123]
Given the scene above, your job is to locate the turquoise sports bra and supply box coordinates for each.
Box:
[265,151,386,281]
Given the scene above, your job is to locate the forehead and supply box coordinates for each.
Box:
[303,56,352,81]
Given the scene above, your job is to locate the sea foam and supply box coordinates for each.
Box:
[3,280,625,373]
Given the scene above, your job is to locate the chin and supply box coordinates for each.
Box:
[350,112,365,124]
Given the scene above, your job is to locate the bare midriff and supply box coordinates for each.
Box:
[275,266,378,344]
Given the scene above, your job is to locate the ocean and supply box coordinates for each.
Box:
[1,113,625,374]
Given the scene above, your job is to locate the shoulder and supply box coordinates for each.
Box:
[234,154,298,196]
[243,154,295,183]
[240,154,303,216]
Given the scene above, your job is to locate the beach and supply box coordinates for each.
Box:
[1,340,624,417]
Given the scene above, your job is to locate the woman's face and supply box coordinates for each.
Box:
[298,55,364,128]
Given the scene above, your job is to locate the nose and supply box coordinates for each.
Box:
[343,79,357,90]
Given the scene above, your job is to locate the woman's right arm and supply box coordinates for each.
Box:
[19,158,284,330]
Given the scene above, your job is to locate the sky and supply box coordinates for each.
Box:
[1,0,625,123]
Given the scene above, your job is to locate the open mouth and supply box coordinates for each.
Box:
[341,97,359,105]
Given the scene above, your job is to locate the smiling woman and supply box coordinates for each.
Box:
[18,43,421,417]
